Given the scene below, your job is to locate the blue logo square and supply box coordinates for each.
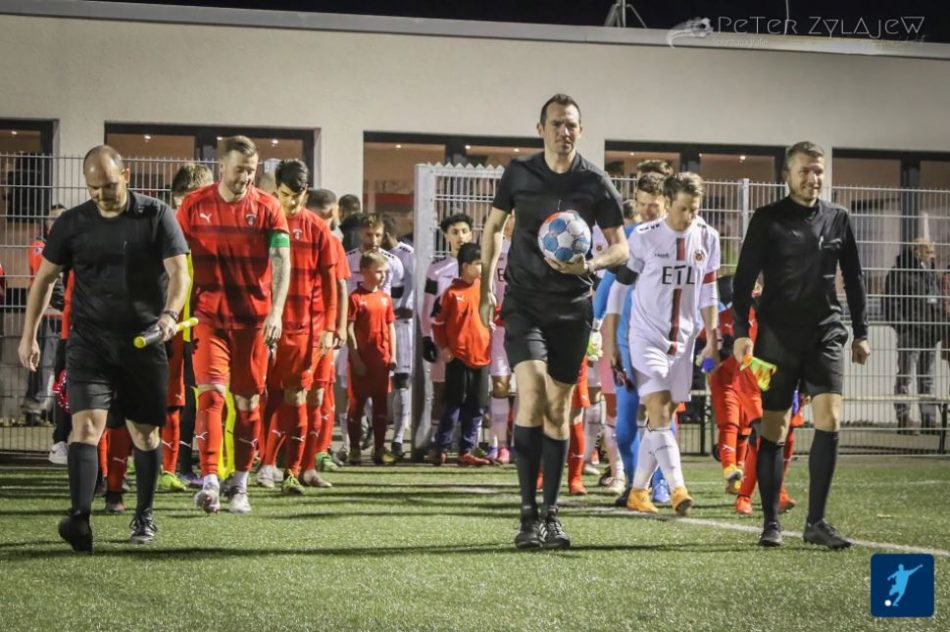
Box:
[870,554,934,618]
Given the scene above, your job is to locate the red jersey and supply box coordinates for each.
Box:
[28,237,44,276]
[283,211,337,334]
[60,273,75,340]
[177,184,288,329]
[349,285,395,365]
[432,278,491,368]
[332,236,351,281]
[327,234,350,328]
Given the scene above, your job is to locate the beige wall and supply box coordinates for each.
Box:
[1,14,950,196]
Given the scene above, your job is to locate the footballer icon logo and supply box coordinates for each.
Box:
[245,213,257,226]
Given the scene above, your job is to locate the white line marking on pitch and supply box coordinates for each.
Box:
[586,507,950,558]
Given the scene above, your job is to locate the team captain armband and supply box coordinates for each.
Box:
[269,231,290,248]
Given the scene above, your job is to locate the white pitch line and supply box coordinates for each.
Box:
[586,507,950,558]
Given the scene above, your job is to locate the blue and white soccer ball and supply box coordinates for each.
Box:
[538,210,592,263]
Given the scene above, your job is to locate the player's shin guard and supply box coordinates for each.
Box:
[736,432,750,469]
[68,442,99,515]
[263,421,285,468]
[107,426,132,493]
[133,444,160,515]
[233,407,261,474]
[567,421,585,489]
[631,428,657,490]
[582,402,603,462]
[279,402,307,477]
[262,388,282,450]
[162,408,181,473]
[317,386,336,454]
[391,387,410,446]
[371,393,389,453]
[739,438,758,498]
[196,390,225,478]
[302,402,322,471]
[646,427,685,490]
[513,425,543,512]
[718,422,739,470]
[541,433,568,509]
[490,397,509,447]
[756,437,784,525]
[807,429,839,525]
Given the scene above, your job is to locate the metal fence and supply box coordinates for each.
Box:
[4,155,950,457]
[412,163,950,456]
[0,154,216,454]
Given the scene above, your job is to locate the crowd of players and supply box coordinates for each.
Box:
[18,93,868,553]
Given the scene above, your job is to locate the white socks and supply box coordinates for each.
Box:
[392,388,410,444]
[583,402,603,461]
[645,427,685,490]
[490,397,509,447]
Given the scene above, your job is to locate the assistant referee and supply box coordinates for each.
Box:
[732,141,869,549]
[19,146,190,552]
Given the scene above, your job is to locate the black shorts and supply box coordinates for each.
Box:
[66,324,168,427]
[502,290,592,385]
[755,320,848,412]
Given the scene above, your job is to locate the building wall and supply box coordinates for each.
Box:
[1,13,950,195]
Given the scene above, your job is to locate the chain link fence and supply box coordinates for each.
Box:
[4,156,950,457]
[411,164,950,456]
[1,154,216,455]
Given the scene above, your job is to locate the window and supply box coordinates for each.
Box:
[0,120,56,221]
[604,150,680,179]
[104,123,316,180]
[362,133,540,236]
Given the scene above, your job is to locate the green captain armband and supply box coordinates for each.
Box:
[269,231,290,248]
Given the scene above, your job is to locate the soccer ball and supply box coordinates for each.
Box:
[538,210,592,263]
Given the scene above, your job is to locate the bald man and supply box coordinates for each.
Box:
[19,145,190,551]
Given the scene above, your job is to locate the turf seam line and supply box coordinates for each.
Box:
[586,507,950,558]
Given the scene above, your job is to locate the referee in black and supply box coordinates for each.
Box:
[732,141,870,548]
[480,94,628,549]
[18,146,190,551]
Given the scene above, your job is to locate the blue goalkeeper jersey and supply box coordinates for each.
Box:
[593,224,636,368]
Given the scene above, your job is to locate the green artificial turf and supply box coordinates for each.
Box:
[1,456,948,631]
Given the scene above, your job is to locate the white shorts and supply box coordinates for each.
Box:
[632,345,694,404]
[490,326,510,377]
[430,357,445,383]
[395,319,414,375]
[597,355,615,396]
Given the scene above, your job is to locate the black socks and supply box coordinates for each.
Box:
[67,442,98,516]
[756,437,785,526]
[541,434,568,512]
[133,447,161,515]
[514,425,543,514]
[807,429,839,525]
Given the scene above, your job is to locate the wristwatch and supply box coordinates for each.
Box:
[161,309,180,321]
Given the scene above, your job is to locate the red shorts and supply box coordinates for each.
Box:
[270,332,314,390]
[571,363,590,410]
[710,356,763,434]
[791,408,805,428]
[166,334,186,408]
[313,347,337,386]
[348,364,391,400]
[192,323,268,397]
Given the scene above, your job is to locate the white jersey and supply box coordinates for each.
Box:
[421,256,458,337]
[345,247,406,297]
[494,239,510,306]
[590,225,609,279]
[389,241,415,311]
[627,217,720,358]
